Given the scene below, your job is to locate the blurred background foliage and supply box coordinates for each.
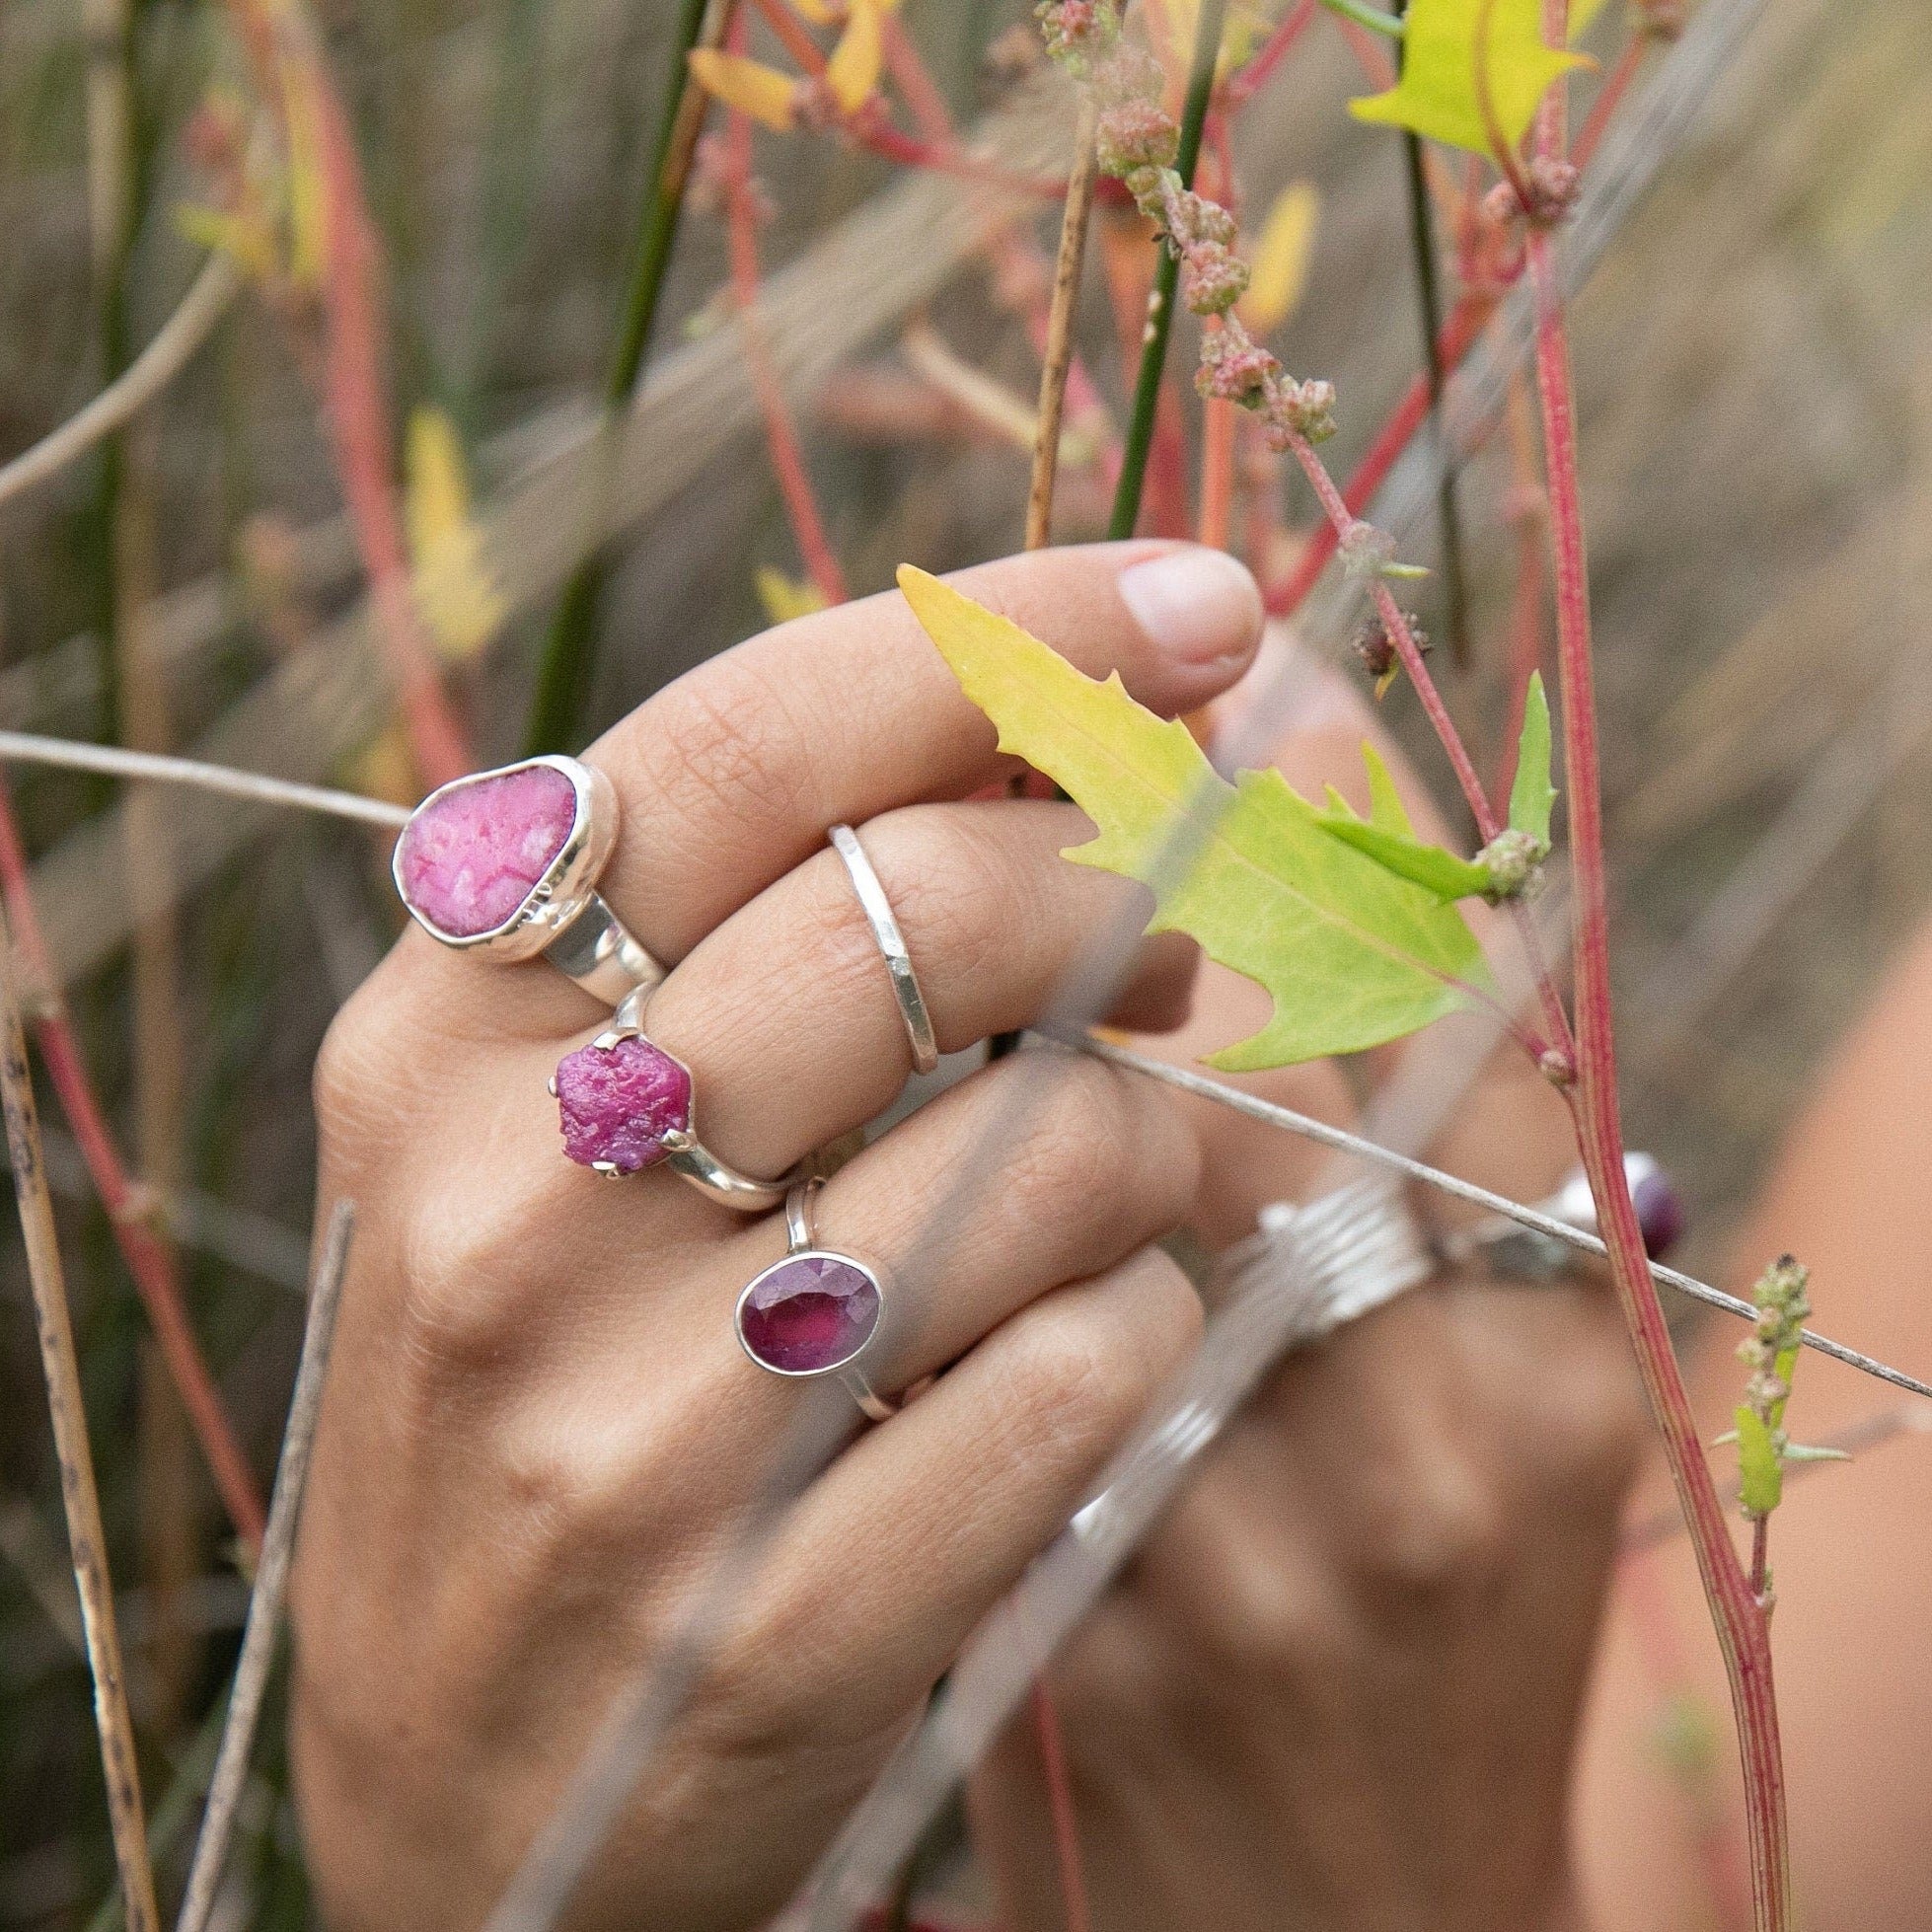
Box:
[0,0,1926,1921]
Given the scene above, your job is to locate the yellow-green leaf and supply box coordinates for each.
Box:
[1348,0,1590,159]
[898,565,1488,1068]
[1508,668,1556,845]
[1239,181,1319,335]
[1317,746,1493,901]
[174,203,278,282]
[754,566,830,626]
[281,67,330,291]
[688,48,799,131]
[826,0,883,113]
[405,407,507,661]
[1735,1405,1783,1518]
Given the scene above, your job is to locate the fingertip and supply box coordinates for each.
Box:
[1114,543,1264,684]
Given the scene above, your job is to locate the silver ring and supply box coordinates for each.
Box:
[735,1178,898,1420]
[1439,1152,1683,1280]
[393,754,665,1007]
[830,823,938,1077]
[549,987,788,1212]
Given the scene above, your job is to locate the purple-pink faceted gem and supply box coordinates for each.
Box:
[397,763,578,937]
[1634,1168,1685,1259]
[555,1036,692,1173]
[739,1255,882,1374]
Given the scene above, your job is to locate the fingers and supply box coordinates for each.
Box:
[637,798,1185,1179]
[717,1246,1202,1744]
[591,543,1261,962]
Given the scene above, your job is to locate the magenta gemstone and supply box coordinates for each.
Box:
[738,1253,882,1374]
[555,1035,693,1173]
[397,763,579,937]
[1633,1168,1685,1258]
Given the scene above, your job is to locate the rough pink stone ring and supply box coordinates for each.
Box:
[393,754,663,1008]
[735,1179,897,1421]
[550,986,789,1211]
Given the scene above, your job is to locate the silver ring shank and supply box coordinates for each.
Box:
[661,1131,788,1213]
[545,892,665,1007]
[830,824,938,1076]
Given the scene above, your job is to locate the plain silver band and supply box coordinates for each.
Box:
[830,824,938,1077]
[782,1179,899,1420]
[662,1131,788,1212]
[544,893,665,1007]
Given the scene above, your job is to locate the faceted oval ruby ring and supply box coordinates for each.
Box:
[550,986,789,1212]
[393,754,663,1007]
[735,1179,897,1421]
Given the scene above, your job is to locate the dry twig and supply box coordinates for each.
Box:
[0,898,160,1932]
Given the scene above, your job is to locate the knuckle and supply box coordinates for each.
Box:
[1004,1060,1197,1238]
[1352,1444,1510,1616]
[635,663,815,846]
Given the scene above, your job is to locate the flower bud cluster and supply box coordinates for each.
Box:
[1475,827,1549,902]
[1738,1254,1811,1426]
[1040,7,1337,450]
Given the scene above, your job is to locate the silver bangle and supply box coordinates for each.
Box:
[830,823,938,1077]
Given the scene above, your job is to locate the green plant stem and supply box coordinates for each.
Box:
[1107,0,1227,541]
[1315,0,1407,37]
[523,0,716,755]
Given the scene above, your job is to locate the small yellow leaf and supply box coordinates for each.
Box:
[827,0,884,113]
[1348,0,1591,160]
[791,0,904,20]
[687,49,799,132]
[754,566,829,626]
[174,203,279,281]
[405,407,507,661]
[1239,181,1319,334]
[344,724,417,809]
[280,68,330,290]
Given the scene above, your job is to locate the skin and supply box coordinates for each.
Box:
[293,542,1658,1931]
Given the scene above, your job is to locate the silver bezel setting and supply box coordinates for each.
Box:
[394,754,618,962]
[732,1248,888,1379]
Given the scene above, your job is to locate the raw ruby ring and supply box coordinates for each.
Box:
[735,1179,897,1421]
[393,754,662,1007]
[550,986,788,1211]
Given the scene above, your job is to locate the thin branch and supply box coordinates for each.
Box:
[0,896,160,1932]
[175,1202,356,1932]
[0,731,410,826]
[1026,95,1101,552]
[0,254,241,516]
[1072,1034,1932,1404]
[0,788,267,1549]
[1108,0,1226,539]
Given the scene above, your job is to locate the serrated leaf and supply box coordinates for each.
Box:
[898,565,1489,1068]
[1348,0,1590,159]
[1316,744,1493,902]
[688,49,798,131]
[1735,1405,1783,1518]
[1239,181,1318,335]
[827,0,884,112]
[1508,668,1556,844]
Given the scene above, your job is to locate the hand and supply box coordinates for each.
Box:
[969,658,1648,1932]
[289,542,1265,1932]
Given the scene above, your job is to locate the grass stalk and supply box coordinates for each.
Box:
[1107,0,1227,540]
[1026,97,1101,552]
[0,897,160,1932]
[522,0,722,755]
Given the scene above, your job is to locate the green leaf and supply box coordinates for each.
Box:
[1508,669,1557,846]
[1782,1443,1852,1465]
[898,566,1488,1068]
[1735,1405,1784,1518]
[1315,745,1493,902]
[1348,0,1591,159]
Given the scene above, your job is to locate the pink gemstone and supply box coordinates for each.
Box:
[397,764,579,937]
[555,1035,693,1173]
[738,1254,882,1374]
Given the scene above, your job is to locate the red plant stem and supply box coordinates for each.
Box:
[1199,396,1236,549]
[0,791,265,1552]
[747,0,823,72]
[853,115,1066,200]
[1573,33,1645,171]
[1261,292,1493,615]
[1224,0,1318,111]
[1029,1680,1092,1932]
[1491,378,1549,805]
[723,109,849,606]
[1749,1516,1770,1605]
[1525,11,1788,1917]
[1282,429,1501,842]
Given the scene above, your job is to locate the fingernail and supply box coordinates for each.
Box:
[1116,548,1263,666]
